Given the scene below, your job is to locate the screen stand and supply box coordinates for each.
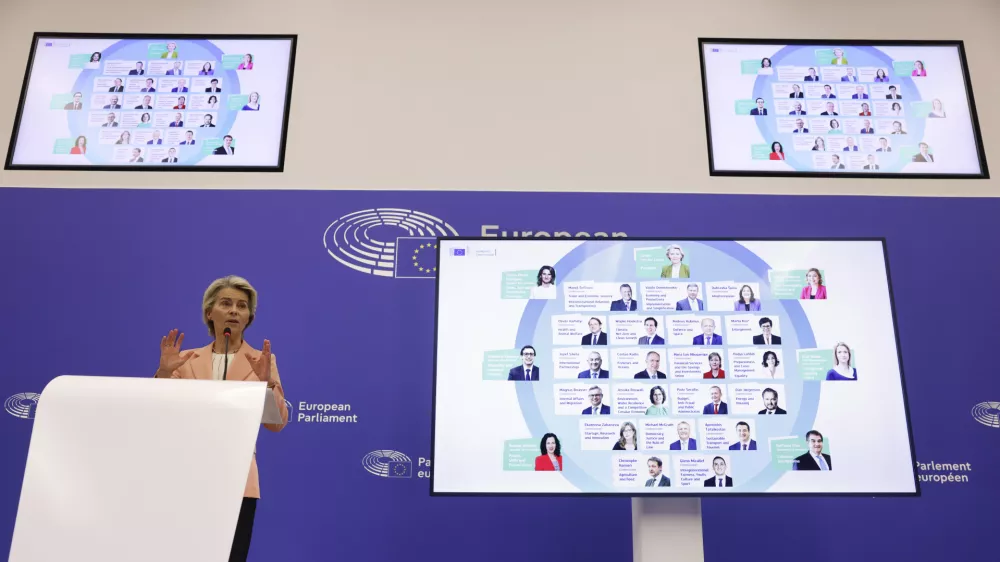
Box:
[631,497,704,562]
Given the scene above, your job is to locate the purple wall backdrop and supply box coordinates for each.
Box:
[0,188,996,561]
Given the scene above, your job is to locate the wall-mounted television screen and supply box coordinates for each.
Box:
[5,33,296,172]
[698,39,988,179]
[432,238,918,496]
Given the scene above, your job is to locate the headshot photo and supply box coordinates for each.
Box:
[645,457,671,487]
[789,84,803,98]
[876,137,892,152]
[610,283,637,311]
[171,79,188,93]
[645,385,668,415]
[214,135,236,155]
[859,103,871,117]
[703,352,724,379]
[612,421,638,450]
[103,95,121,109]
[821,84,836,99]
[530,265,557,299]
[759,387,787,415]
[760,351,782,379]
[851,85,868,99]
[169,113,184,127]
[675,283,704,310]
[693,318,722,346]
[829,119,842,134]
[167,61,184,76]
[581,317,607,346]
[179,130,196,145]
[825,341,857,381]
[109,78,124,93]
[800,268,826,299]
[206,95,220,110]
[830,48,848,65]
[667,422,697,451]
[789,102,806,116]
[135,96,153,110]
[582,385,610,415]
[811,137,826,151]
[860,118,874,133]
[886,86,902,100]
[508,345,539,381]
[146,130,163,145]
[160,41,179,59]
[114,131,131,145]
[64,92,83,110]
[206,78,222,93]
[141,79,156,93]
[793,430,832,470]
[87,52,102,68]
[161,147,178,163]
[174,96,187,110]
[637,317,664,345]
[128,148,143,163]
[734,284,760,311]
[704,456,733,487]
[750,98,767,116]
[534,433,563,471]
[929,99,946,118]
[841,67,858,82]
[199,62,215,76]
[821,102,838,116]
[703,386,728,415]
[803,67,818,81]
[892,120,906,135]
[69,135,87,155]
[238,53,255,70]
[911,60,927,77]
[128,61,145,75]
[843,136,858,152]
[137,113,152,128]
[201,114,217,128]
[753,317,781,345]
[660,244,689,278]
[578,351,609,379]
[759,57,773,75]
[242,92,261,111]
[912,142,934,162]
[769,142,785,161]
[102,112,119,127]
[864,154,879,171]
[728,421,756,450]
[829,154,844,169]
[874,68,889,82]
[634,351,666,380]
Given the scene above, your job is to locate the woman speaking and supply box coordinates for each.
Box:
[154,275,287,562]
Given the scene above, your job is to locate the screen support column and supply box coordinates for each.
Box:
[632,498,704,562]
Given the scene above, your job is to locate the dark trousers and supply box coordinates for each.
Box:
[229,498,257,562]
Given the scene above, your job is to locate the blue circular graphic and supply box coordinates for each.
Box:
[70,39,241,165]
[752,46,923,173]
[512,241,821,492]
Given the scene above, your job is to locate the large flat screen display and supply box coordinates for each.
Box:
[699,39,988,179]
[432,238,918,496]
[5,33,296,171]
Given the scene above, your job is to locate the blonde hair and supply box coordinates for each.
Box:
[202,275,258,336]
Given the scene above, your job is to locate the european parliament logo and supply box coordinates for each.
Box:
[323,208,459,279]
[971,401,1000,428]
[362,450,413,478]
[5,393,40,420]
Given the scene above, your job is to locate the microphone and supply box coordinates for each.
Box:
[222,327,231,380]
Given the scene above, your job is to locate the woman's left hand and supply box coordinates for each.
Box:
[246,339,272,383]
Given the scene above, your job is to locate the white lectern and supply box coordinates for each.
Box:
[632,498,704,562]
[8,376,276,562]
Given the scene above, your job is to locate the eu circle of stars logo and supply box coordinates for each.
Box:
[411,242,438,275]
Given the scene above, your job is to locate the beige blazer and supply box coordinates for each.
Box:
[156,341,288,498]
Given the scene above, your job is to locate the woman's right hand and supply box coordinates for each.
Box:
[157,329,198,376]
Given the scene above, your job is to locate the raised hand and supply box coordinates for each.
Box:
[158,329,198,375]
[245,339,272,383]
